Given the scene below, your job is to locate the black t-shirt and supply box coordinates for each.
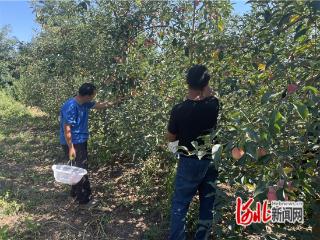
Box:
[167,96,219,155]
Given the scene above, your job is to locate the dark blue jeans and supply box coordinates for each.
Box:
[169,155,218,240]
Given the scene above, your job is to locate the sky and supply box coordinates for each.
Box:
[0,0,251,43]
[0,0,39,42]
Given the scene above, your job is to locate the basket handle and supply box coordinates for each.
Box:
[68,156,75,166]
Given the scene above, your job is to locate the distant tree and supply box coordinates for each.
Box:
[0,26,18,87]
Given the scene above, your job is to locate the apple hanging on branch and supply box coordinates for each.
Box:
[232,147,245,160]
[287,84,298,94]
[257,147,267,158]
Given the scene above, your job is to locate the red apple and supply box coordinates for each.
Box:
[267,186,277,202]
[287,84,298,94]
[232,147,245,160]
[257,147,267,158]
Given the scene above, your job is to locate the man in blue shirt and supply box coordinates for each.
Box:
[60,83,113,205]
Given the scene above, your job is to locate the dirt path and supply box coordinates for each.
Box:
[0,98,162,240]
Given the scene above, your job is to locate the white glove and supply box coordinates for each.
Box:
[211,144,222,159]
[168,140,179,153]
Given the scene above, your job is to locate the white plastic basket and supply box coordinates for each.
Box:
[52,164,87,185]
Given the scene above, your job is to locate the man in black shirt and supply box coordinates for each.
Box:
[167,65,219,240]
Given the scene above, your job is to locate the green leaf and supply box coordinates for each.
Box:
[275,112,284,122]
[172,38,178,47]
[269,123,281,137]
[258,154,272,164]
[270,110,284,124]
[254,181,266,198]
[273,123,281,133]
[294,28,308,41]
[263,10,272,23]
[266,54,277,68]
[261,91,282,104]
[261,92,272,104]
[303,86,319,95]
[199,22,206,31]
[293,101,309,119]
[244,141,257,159]
[295,23,304,33]
[258,63,266,71]
[227,125,238,131]
[278,13,291,27]
[241,175,245,184]
[260,132,269,142]
[289,15,300,24]
[229,111,241,119]
[218,20,224,32]
[283,167,293,175]
[245,183,255,192]
[244,128,259,141]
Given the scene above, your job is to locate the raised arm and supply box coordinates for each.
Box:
[92,101,113,110]
[92,97,126,110]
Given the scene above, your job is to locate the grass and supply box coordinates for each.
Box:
[0,191,22,216]
[0,225,9,240]
[0,90,60,238]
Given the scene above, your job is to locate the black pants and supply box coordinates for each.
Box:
[62,142,92,204]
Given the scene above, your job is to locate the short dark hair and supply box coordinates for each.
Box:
[79,83,96,96]
[186,65,210,90]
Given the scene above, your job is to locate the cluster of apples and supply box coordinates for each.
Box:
[231,147,267,160]
[231,147,295,202]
